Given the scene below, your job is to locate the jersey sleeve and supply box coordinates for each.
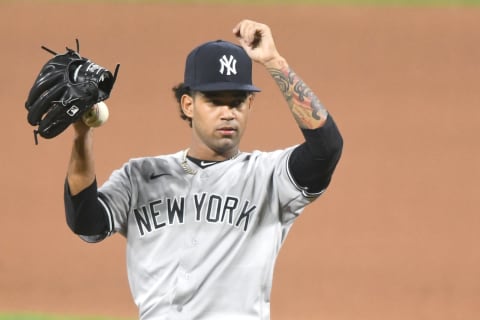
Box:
[265,116,342,224]
[255,148,320,225]
[97,162,134,237]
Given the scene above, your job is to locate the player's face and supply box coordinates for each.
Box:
[181,91,254,158]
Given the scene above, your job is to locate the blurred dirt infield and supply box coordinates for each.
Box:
[1,2,480,319]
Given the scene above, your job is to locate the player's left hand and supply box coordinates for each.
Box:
[25,40,119,144]
[233,20,281,66]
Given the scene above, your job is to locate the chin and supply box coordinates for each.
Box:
[212,140,238,154]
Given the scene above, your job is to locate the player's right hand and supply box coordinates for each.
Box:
[233,19,281,66]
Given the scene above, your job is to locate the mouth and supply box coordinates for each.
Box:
[217,126,237,136]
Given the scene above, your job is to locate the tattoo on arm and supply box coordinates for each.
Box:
[269,66,328,129]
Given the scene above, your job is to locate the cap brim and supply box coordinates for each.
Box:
[190,82,261,92]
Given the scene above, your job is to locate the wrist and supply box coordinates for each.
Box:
[72,121,93,140]
[264,56,288,70]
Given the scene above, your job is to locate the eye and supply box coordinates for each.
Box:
[209,99,244,108]
[209,99,222,106]
[230,99,244,108]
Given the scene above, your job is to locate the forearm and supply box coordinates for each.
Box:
[266,57,328,129]
[234,20,327,129]
[65,122,109,238]
[67,123,95,195]
[266,58,343,192]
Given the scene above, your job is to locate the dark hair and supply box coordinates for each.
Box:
[172,83,193,127]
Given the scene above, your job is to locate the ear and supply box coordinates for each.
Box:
[181,94,194,118]
[247,94,255,109]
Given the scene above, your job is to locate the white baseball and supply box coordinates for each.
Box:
[82,101,109,127]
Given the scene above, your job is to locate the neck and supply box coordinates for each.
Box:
[181,148,241,175]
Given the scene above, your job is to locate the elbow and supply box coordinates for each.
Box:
[66,219,83,235]
[331,131,343,163]
[65,213,87,235]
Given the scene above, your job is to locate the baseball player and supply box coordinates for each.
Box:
[64,19,343,319]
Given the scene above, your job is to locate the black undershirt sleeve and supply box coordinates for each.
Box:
[64,178,109,237]
[288,115,343,194]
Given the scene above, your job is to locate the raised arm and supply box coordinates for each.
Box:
[234,20,343,195]
[233,20,328,130]
[64,115,109,239]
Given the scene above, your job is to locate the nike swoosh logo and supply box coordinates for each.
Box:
[200,161,217,167]
[150,173,170,180]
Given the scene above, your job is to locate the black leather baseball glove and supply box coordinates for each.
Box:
[25,40,119,144]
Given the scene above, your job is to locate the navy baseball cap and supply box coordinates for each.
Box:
[184,40,261,92]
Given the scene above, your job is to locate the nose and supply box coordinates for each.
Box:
[219,105,236,120]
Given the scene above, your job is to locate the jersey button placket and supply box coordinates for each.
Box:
[191,239,198,247]
[173,236,197,312]
[199,171,209,179]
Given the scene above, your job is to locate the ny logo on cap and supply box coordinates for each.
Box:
[219,55,237,76]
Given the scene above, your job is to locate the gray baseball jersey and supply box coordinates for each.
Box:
[94,147,322,319]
